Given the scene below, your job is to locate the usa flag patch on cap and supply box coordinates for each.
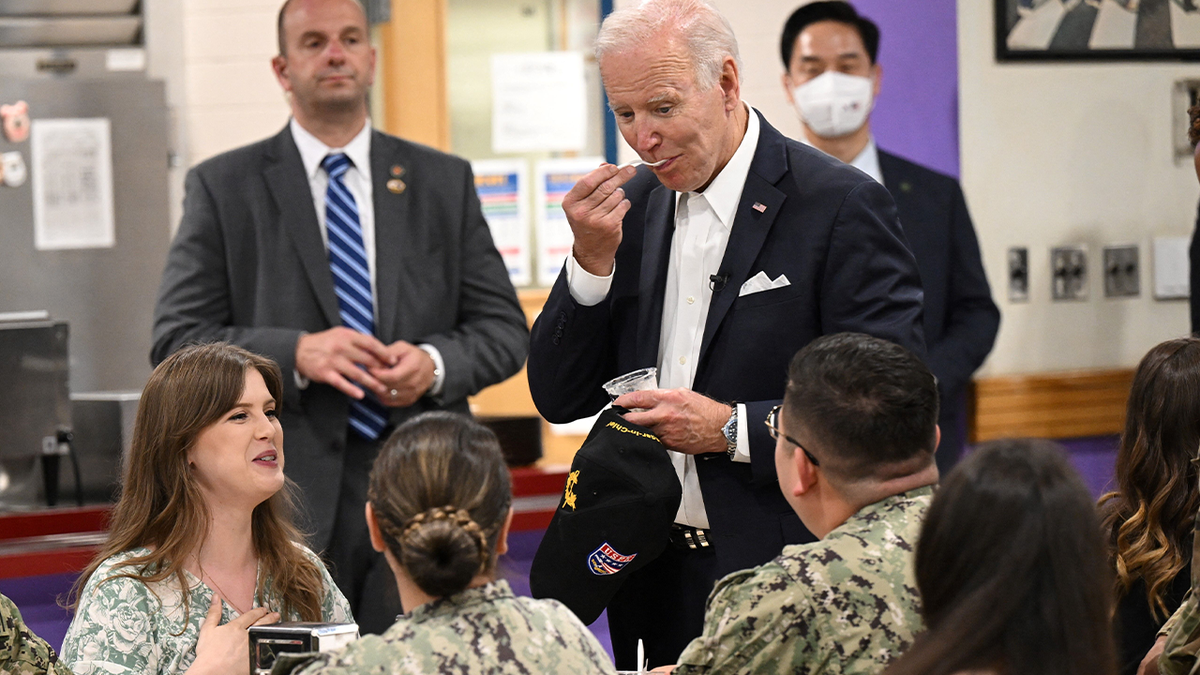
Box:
[588,542,637,576]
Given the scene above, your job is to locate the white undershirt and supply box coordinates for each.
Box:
[565,105,761,529]
[289,118,445,395]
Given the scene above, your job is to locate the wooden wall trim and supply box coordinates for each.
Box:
[970,369,1134,443]
[378,0,449,150]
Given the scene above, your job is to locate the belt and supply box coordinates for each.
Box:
[669,524,713,550]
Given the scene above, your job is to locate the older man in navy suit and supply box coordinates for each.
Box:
[526,0,925,668]
[780,1,1000,474]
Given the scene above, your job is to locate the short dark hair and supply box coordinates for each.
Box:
[780,1,880,69]
[276,0,367,56]
[883,439,1116,675]
[783,333,937,481]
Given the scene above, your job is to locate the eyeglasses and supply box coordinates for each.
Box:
[765,404,820,467]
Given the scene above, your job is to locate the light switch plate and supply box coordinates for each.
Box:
[1103,245,1139,298]
[1051,246,1087,301]
[1008,247,1029,302]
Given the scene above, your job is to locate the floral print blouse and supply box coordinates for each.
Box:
[61,546,353,675]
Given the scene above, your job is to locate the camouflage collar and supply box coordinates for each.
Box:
[407,580,515,623]
[832,485,935,537]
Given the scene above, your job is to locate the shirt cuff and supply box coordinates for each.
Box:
[731,403,751,463]
[418,344,446,397]
[565,254,614,307]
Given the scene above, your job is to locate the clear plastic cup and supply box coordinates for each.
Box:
[602,367,659,400]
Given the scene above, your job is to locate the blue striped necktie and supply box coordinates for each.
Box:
[322,152,388,440]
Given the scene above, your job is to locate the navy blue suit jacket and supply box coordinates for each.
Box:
[878,150,999,454]
[528,113,925,575]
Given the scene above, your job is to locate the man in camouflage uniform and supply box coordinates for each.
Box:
[0,593,73,675]
[664,333,940,674]
[1155,499,1200,675]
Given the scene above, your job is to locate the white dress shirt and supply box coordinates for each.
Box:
[565,105,761,529]
[289,118,445,395]
[847,136,884,185]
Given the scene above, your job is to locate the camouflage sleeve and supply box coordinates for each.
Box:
[674,565,812,675]
[0,593,74,675]
[1161,589,1200,675]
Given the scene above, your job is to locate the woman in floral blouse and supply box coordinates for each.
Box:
[61,343,352,675]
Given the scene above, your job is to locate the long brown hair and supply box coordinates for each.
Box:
[367,412,512,598]
[1099,337,1200,620]
[69,343,325,624]
[883,439,1116,675]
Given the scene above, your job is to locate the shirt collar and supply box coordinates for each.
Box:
[405,579,514,623]
[674,103,760,229]
[289,117,373,180]
[848,136,882,185]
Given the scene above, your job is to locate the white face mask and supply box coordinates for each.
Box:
[791,71,874,139]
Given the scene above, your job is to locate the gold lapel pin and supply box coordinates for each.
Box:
[387,178,406,194]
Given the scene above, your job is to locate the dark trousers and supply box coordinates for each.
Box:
[324,431,404,634]
[606,541,720,671]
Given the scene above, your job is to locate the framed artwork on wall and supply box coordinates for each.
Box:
[997,0,1200,60]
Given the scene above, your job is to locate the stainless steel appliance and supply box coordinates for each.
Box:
[0,0,169,506]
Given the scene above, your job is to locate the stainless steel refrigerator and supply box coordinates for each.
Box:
[0,0,170,505]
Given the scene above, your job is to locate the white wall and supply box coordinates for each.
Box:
[959,0,1196,376]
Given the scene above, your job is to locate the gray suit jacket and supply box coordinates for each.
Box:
[152,125,528,547]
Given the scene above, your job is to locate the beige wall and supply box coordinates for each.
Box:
[959,0,1195,376]
[181,0,291,166]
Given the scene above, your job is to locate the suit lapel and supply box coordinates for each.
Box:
[370,131,411,344]
[698,113,789,365]
[264,127,340,328]
[637,185,675,368]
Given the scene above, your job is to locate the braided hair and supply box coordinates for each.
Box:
[368,412,512,598]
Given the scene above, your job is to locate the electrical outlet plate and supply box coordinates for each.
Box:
[1103,245,1139,298]
[1051,246,1087,301]
[1007,247,1029,302]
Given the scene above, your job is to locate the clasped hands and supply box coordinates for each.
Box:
[614,388,732,456]
[295,326,435,407]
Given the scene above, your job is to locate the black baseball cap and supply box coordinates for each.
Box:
[529,406,682,625]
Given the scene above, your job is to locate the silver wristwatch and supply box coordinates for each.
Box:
[722,405,738,459]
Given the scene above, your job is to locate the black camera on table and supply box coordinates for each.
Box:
[249,622,359,675]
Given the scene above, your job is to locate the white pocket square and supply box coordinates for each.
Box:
[738,272,790,297]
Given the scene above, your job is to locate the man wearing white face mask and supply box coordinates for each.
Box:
[780,1,1000,474]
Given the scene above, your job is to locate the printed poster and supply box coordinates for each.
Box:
[30,118,115,250]
[472,159,531,287]
[491,52,587,153]
[534,157,605,287]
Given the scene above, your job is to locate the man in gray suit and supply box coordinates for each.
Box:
[151,0,528,632]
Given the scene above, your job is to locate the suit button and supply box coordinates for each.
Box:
[552,337,561,345]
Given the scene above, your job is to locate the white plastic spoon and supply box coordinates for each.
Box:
[619,158,669,169]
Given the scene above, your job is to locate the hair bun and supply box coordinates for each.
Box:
[398,506,490,597]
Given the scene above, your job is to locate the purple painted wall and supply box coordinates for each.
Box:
[850,0,961,178]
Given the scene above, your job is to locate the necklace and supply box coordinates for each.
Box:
[196,560,255,615]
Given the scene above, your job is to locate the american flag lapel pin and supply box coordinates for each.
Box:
[752,202,767,213]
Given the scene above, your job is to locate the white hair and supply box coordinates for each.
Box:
[594,0,743,91]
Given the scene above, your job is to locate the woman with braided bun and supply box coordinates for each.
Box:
[287,411,616,675]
